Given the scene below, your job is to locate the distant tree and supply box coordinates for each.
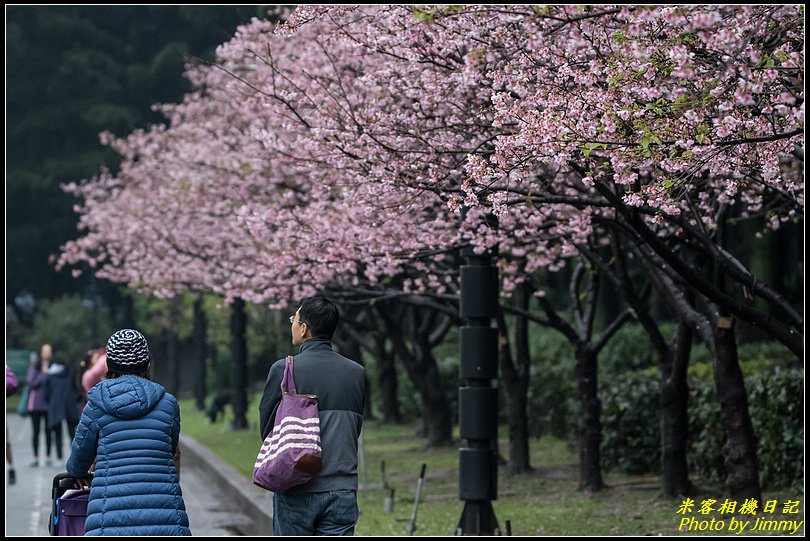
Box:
[23,295,116,368]
[6,5,259,305]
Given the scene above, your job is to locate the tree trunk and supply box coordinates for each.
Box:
[502,359,531,474]
[380,303,453,447]
[192,296,208,411]
[625,242,721,499]
[166,298,180,396]
[712,311,762,503]
[712,213,762,503]
[375,334,401,423]
[575,344,605,492]
[531,264,615,493]
[612,238,696,498]
[230,298,248,430]
[497,282,532,475]
[416,345,453,447]
[411,327,453,447]
[659,320,695,497]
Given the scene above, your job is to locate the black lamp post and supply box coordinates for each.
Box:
[456,245,500,535]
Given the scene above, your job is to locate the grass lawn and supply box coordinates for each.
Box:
[178,398,804,536]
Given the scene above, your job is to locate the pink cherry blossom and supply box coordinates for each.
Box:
[58,4,802,334]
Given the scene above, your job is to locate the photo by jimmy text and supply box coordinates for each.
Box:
[676,498,803,535]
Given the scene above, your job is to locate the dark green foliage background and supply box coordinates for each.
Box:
[6,6,260,307]
[600,342,803,490]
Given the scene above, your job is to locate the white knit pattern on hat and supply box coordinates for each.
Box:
[106,329,150,371]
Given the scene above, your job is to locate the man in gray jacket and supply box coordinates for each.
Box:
[259,296,367,536]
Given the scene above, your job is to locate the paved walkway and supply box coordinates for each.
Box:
[4,411,251,536]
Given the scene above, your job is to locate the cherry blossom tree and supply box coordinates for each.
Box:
[60,2,804,345]
[267,3,803,499]
[60,11,474,444]
[429,4,803,502]
[59,5,803,499]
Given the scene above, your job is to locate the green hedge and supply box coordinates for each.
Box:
[601,365,804,490]
[526,328,577,439]
[599,372,661,474]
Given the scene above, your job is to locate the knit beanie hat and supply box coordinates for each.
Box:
[105,329,150,374]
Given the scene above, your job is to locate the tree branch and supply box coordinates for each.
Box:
[594,308,634,354]
[593,178,803,357]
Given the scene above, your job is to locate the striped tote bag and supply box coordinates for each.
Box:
[253,356,322,492]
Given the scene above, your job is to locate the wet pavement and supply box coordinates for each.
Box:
[4,411,251,536]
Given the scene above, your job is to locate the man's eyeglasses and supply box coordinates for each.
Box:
[289,315,306,326]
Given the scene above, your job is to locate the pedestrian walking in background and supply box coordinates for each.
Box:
[44,357,81,465]
[67,328,191,536]
[258,296,367,536]
[6,364,19,485]
[26,344,54,467]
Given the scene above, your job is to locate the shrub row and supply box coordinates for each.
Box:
[601,365,803,490]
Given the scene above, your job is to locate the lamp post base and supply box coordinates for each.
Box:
[456,501,500,535]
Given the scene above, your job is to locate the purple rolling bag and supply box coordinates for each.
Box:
[49,472,92,536]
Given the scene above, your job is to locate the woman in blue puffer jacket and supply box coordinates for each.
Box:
[66,329,191,536]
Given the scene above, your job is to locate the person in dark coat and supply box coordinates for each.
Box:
[26,344,53,467]
[67,329,191,536]
[43,359,81,462]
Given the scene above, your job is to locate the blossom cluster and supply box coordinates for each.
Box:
[59,5,804,305]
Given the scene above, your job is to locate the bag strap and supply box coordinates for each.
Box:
[280,355,297,394]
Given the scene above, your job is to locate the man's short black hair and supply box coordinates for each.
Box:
[299,296,339,340]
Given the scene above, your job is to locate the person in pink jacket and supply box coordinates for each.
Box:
[81,348,107,394]
[75,348,106,412]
